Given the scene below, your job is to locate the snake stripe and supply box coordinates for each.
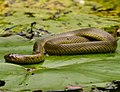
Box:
[4,28,117,64]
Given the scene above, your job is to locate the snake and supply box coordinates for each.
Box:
[4,28,117,64]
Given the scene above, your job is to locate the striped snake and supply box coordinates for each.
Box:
[4,28,117,64]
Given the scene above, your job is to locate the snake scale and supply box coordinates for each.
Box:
[4,28,117,64]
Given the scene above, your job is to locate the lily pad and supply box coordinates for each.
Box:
[0,63,27,91]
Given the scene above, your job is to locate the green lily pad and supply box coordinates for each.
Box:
[0,63,27,91]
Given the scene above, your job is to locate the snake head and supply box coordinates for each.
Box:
[4,53,21,63]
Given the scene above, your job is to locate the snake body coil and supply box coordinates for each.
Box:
[4,28,117,64]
